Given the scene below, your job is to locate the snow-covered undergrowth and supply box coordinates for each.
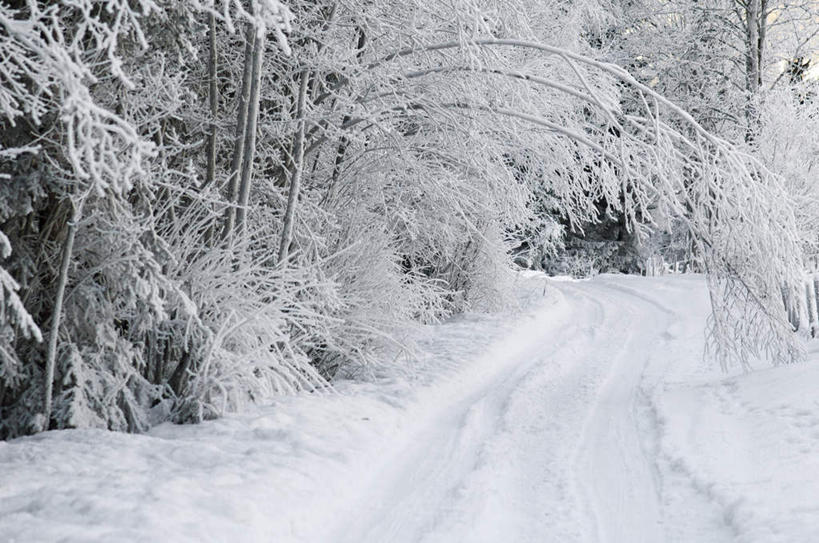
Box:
[2,273,818,542]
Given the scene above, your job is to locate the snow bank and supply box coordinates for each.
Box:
[653,347,819,543]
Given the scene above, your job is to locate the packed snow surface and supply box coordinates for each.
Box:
[2,274,819,542]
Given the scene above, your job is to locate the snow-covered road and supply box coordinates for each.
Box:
[327,276,720,543]
[3,274,819,542]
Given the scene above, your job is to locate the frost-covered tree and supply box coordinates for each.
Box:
[605,0,819,136]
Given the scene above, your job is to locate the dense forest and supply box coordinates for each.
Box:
[0,0,817,439]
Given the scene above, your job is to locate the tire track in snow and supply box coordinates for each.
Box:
[567,279,671,543]
[333,291,588,543]
[570,277,734,543]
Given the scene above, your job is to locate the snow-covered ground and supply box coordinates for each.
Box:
[2,274,819,542]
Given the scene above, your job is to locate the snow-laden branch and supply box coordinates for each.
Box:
[310,33,804,368]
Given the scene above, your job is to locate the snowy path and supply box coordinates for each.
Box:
[3,274,819,542]
[327,276,716,543]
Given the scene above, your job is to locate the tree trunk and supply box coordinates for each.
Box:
[223,24,256,240]
[805,280,816,336]
[205,12,218,189]
[758,0,767,88]
[202,13,220,247]
[169,348,192,398]
[744,0,760,92]
[278,70,309,264]
[745,0,761,140]
[43,201,79,429]
[235,29,266,235]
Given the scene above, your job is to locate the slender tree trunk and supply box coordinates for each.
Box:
[205,13,218,188]
[307,3,338,101]
[278,70,309,264]
[326,133,347,207]
[758,0,767,88]
[813,277,819,336]
[745,0,761,140]
[202,13,220,247]
[235,29,266,235]
[805,280,816,335]
[223,24,256,240]
[169,348,192,398]
[43,201,79,429]
[274,4,338,193]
